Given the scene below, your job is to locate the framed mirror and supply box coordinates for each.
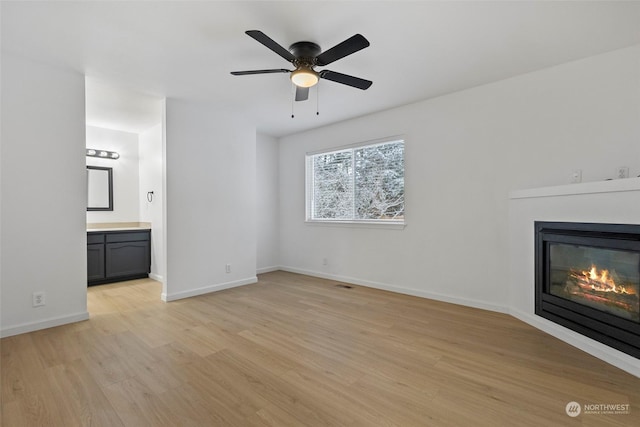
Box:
[87,166,113,211]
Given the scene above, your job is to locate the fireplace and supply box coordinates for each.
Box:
[535,222,640,359]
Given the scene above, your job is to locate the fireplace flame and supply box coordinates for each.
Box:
[563,264,639,321]
[576,265,634,295]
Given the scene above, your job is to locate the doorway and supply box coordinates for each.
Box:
[84,77,166,309]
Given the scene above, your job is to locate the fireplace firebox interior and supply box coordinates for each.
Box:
[535,222,640,359]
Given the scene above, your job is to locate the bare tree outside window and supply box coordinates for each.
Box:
[307,140,404,222]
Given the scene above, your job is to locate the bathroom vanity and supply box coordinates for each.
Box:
[87,223,151,285]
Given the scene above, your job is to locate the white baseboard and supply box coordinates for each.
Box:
[256,266,280,274]
[161,276,258,302]
[149,273,164,282]
[1,311,90,338]
[278,266,508,314]
[510,308,640,378]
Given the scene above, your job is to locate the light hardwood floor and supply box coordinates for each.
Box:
[2,271,639,426]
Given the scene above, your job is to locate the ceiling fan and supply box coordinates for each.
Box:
[231,30,372,102]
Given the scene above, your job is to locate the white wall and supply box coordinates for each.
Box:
[1,53,88,336]
[256,133,280,273]
[163,99,257,301]
[278,45,640,313]
[139,122,164,281]
[86,126,140,223]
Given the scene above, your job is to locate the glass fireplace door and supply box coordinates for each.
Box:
[548,243,639,322]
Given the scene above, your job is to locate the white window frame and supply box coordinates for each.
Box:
[305,136,405,229]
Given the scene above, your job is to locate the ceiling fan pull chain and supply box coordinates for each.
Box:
[291,83,295,118]
[316,84,320,116]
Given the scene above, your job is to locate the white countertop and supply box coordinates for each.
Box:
[87,226,151,232]
[87,222,151,232]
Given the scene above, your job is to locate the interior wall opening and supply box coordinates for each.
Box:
[84,77,166,311]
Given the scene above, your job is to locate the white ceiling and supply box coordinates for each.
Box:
[85,77,163,134]
[2,1,640,137]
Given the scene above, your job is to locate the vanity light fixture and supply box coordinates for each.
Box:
[86,148,120,160]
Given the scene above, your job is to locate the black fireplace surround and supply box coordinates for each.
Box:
[535,222,640,359]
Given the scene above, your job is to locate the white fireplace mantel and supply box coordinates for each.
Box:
[510,177,640,200]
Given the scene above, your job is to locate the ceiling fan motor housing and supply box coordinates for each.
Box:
[289,41,321,68]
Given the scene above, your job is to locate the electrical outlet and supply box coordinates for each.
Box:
[569,169,582,184]
[322,258,328,266]
[32,292,45,307]
[616,167,629,179]
[225,264,231,273]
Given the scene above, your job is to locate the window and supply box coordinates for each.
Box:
[306,139,404,224]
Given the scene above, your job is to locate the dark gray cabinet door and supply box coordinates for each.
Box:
[87,243,105,281]
[105,241,150,279]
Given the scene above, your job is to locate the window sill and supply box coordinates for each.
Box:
[304,220,406,230]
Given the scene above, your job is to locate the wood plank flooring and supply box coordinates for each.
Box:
[2,271,640,426]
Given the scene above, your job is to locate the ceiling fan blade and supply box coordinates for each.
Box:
[315,34,370,66]
[295,86,309,102]
[319,70,372,90]
[245,30,296,63]
[231,69,290,76]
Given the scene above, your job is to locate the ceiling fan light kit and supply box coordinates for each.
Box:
[231,30,371,105]
[290,68,319,88]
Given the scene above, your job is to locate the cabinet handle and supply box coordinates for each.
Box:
[147,191,154,203]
